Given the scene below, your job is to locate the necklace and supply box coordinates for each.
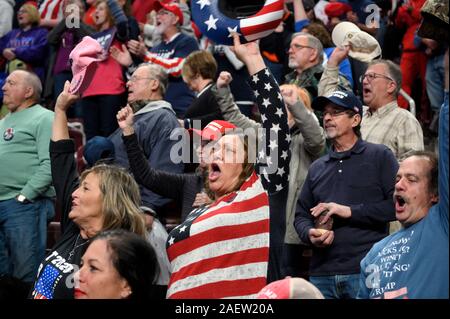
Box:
[67,234,89,262]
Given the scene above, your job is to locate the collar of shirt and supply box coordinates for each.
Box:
[165,32,181,45]
[365,101,397,118]
[325,138,367,161]
[197,83,213,97]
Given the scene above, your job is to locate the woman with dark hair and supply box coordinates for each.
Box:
[74,229,159,300]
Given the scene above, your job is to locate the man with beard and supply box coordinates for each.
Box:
[285,32,350,99]
[358,49,448,299]
[319,46,424,235]
[294,89,398,299]
[321,48,424,160]
[127,1,198,117]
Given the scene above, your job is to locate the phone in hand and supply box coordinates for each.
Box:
[314,209,333,231]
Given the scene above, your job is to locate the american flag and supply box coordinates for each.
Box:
[191,0,284,45]
[166,67,290,299]
[166,172,270,299]
[32,265,60,299]
[38,0,64,21]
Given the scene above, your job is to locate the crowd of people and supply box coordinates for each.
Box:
[0,0,448,300]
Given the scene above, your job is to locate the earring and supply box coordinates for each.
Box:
[121,288,132,299]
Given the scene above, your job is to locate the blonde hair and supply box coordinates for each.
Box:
[20,4,41,26]
[80,164,146,237]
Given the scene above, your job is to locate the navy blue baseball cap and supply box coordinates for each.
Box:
[312,90,363,115]
[83,136,115,167]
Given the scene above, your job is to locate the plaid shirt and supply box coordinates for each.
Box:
[361,101,424,160]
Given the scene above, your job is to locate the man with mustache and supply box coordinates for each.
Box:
[322,47,424,161]
[294,89,398,299]
[126,1,198,117]
[358,50,448,299]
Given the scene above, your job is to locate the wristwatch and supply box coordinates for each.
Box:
[16,194,29,203]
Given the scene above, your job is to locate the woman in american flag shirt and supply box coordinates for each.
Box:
[118,34,291,298]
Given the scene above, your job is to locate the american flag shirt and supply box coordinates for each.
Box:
[166,68,290,299]
[38,0,64,21]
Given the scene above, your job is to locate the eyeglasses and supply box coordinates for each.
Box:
[322,109,352,117]
[359,72,394,83]
[157,10,173,16]
[17,9,28,14]
[289,43,313,52]
[128,76,154,83]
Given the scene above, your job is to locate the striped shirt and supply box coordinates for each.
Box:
[145,33,198,77]
[166,68,291,298]
[166,172,270,299]
[38,0,64,21]
[361,101,424,160]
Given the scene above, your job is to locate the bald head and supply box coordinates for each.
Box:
[23,71,42,102]
[2,70,42,112]
[142,64,168,97]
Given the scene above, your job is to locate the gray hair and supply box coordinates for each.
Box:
[292,32,324,65]
[139,63,168,97]
[368,59,402,96]
[19,70,42,102]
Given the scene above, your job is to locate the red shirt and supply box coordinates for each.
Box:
[82,39,125,98]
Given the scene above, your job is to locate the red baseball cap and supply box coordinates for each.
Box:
[256,277,324,299]
[324,2,352,17]
[153,1,184,25]
[191,120,237,141]
[68,36,104,94]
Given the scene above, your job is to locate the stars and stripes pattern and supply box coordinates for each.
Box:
[143,52,185,77]
[38,0,64,21]
[165,68,290,299]
[166,172,270,299]
[192,0,284,45]
[251,68,291,194]
[32,265,60,299]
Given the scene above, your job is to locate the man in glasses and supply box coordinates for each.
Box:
[358,49,449,299]
[360,60,424,160]
[85,63,184,222]
[126,1,198,117]
[320,48,424,161]
[294,89,398,299]
[285,32,350,99]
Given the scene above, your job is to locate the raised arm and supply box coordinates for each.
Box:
[439,48,449,225]
[282,85,325,158]
[232,34,290,193]
[117,106,188,203]
[318,46,353,96]
[51,81,81,232]
[292,0,310,32]
[211,71,261,132]
[53,82,79,141]
[106,0,129,41]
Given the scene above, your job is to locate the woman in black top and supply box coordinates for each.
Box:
[181,50,224,129]
[30,82,146,299]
